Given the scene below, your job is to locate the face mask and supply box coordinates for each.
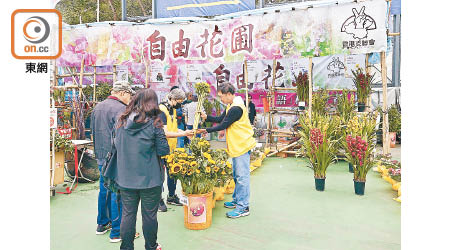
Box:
[173,103,182,109]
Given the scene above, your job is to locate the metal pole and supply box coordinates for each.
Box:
[152,0,156,19]
[122,0,127,21]
[308,57,313,119]
[392,14,401,87]
[381,51,390,155]
[97,0,100,22]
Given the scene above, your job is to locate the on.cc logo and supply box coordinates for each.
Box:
[11,9,62,60]
[23,16,50,44]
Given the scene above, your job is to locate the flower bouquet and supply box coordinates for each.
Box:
[298,113,340,191]
[193,82,211,135]
[351,67,375,112]
[166,138,232,229]
[295,71,309,110]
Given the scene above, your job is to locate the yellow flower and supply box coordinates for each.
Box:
[226,162,232,168]
[221,170,226,175]
[190,162,198,167]
[175,148,185,152]
[208,159,216,165]
[166,154,174,163]
[203,152,212,159]
[214,166,220,172]
[195,169,201,174]
[171,164,182,174]
[181,153,188,158]
[205,166,211,173]
[187,168,193,176]
[181,167,187,174]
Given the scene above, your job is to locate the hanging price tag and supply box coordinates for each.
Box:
[50,108,57,129]
[179,193,189,206]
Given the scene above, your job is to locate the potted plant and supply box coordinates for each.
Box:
[209,148,232,205]
[388,105,401,148]
[345,115,361,173]
[351,67,375,112]
[299,113,340,191]
[311,89,330,116]
[343,112,378,195]
[336,89,357,170]
[336,89,356,123]
[51,133,74,185]
[295,71,309,111]
[167,138,232,230]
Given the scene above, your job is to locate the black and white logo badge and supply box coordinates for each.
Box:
[341,6,377,40]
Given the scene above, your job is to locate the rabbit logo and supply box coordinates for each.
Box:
[327,57,345,74]
[341,6,377,40]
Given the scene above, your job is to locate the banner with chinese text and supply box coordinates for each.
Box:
[58,0,387,68]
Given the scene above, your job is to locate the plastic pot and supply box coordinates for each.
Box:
[357,103,366,112]
[314,178,326,191]
[353,180,366,195]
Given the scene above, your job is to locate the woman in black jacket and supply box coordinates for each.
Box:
[115,89,169,250]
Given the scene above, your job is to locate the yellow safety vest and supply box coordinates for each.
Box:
[225,97,256,158]
[159,104,178,152]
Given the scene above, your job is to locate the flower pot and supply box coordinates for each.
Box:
[348,162,354,173]
[224,179,235,194]
[353,180,366,195]
[298,101,306,111]
[213,187,224,201]
[357,103,366,112]
[314,178,326,191]
[389,132,397,148]
[183,191,213,230]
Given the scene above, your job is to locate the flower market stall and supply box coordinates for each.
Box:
[51,0,401,225]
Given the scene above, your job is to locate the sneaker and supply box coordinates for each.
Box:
[167,194,183,206]
[158,199,167,212]
[109,237,121,243]
[156,243,162,250]
[226,208,250,219]
[109,233,139,243]
[96,223,111,235]
[223,201,236,209]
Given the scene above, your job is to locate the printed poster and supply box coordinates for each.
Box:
[116,65,129,81]
[188,196,207,224]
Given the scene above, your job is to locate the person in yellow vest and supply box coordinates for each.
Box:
[199,82,256,219]
[158,88,194,212]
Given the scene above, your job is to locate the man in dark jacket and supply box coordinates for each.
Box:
[91,80,134,243]
[247,95,256,125]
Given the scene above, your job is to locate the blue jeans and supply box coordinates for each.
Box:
[231,151,251,211]
[97,164,122,238]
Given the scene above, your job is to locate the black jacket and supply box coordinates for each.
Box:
[114,113,170,190]
[91,96,126,164]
